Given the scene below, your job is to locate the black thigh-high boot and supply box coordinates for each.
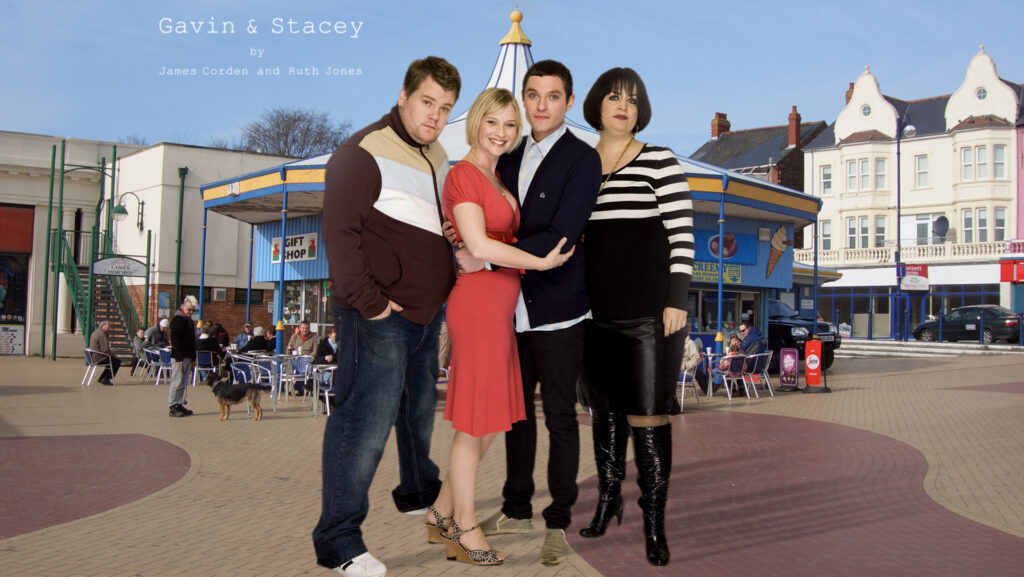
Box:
[632,423,672,565]
[580,412,628,537]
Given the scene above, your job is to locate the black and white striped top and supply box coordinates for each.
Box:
[585,144,695,321]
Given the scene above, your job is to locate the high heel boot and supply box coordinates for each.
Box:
[580,412,628,538]
[632,423,672,566]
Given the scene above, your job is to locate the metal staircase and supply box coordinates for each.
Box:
[52,230,140,362]
[75,268,133,359]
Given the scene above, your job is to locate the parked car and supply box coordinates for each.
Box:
[767,300,841,369]
[912,305,1020,344]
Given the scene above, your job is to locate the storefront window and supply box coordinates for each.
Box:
[692,289,762,337]
[280,280,331,329]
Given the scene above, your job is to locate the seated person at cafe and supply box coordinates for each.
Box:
[288,320,321,395]
[738,322,767,356]
[313,326,338,365]
[130,329,147,376]
[239,326,273,354]
[287,319,320,357]
[266,327,277,353]
[682,330,709,393]
[306,327,339,396]
[233,322,254,350]
[196,323,225,365]
[711,335,743,385]
[213,323,231,348]
[145,318,169,347]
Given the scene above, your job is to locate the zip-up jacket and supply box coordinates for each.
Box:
[322,106,456,325]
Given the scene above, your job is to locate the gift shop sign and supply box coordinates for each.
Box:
[902,264,929,291]
[271,233,318,264]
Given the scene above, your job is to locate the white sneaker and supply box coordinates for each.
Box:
[333,552,386,577]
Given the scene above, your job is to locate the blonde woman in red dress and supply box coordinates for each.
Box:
[425,87,573,565]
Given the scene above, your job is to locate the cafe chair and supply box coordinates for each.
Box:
[140,349,161,383]
[153,349,175,387]
[721,354,749,400]
[676,363,702,411]
[82,348,114,387]
[280,355,314,401]
[230,360,276,414]
[743,351,774,398]
[191,350,218,387]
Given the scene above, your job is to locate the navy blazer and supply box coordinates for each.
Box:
[497,129,601,328]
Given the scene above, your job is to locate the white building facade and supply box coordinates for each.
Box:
[0,129,291,358]
[797,47,1023,339]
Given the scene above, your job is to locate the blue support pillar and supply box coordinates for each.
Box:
[246,224,255,323]
[715,178,728,353]
[198,208,208,322]
[276,190,288,355]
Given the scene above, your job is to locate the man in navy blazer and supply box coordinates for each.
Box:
[478,60,601,565]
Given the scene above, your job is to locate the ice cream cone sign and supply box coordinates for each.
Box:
[765,227,791,278]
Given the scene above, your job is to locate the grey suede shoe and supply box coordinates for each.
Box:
[479,511,533,536]
[541,528,569,565]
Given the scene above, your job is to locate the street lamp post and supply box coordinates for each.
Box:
[112,191,145,231]
[895,112,916,341]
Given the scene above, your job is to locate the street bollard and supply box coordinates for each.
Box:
[979,311,985,345]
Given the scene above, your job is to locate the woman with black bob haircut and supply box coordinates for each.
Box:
[577,67,694,566]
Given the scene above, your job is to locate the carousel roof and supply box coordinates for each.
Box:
[203,10,821,228]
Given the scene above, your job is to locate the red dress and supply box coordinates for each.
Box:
[442,161,526,436]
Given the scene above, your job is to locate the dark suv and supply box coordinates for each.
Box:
[767,299,841,369]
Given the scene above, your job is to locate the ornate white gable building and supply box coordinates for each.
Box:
[797,47,1023,339]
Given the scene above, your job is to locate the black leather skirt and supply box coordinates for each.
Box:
[580,317,684,415]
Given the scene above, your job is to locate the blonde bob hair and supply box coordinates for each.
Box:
[464,87,521,152]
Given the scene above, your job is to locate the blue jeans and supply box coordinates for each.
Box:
[313,307,443,568]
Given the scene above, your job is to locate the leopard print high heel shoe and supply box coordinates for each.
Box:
[425,504,452,544]
[441,519,503,565]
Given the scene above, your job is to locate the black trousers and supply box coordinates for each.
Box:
[100,356,121,382]
[501,323,583,530]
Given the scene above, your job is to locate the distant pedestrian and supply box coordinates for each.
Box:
[168,296,198,417]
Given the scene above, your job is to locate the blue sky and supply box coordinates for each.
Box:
[2,0,1022,156]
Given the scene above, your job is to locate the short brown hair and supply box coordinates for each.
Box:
[523,60,573,98]
[403,56,461,100]
[464,88,521,151]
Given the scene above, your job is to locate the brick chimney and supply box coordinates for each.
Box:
[711,112,731,139]
[845,82,855,104]
[788,106,801,148]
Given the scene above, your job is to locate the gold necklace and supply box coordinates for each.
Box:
[467,158,512,200]
[600,138,634,191]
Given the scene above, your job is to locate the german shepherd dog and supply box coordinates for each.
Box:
[206,373,272,421]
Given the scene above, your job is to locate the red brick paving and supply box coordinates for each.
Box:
[569,410,1024,577]
[949,381,1024,394]
[0,434,190,539]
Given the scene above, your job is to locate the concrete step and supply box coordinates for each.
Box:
[836,338,1024,358]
